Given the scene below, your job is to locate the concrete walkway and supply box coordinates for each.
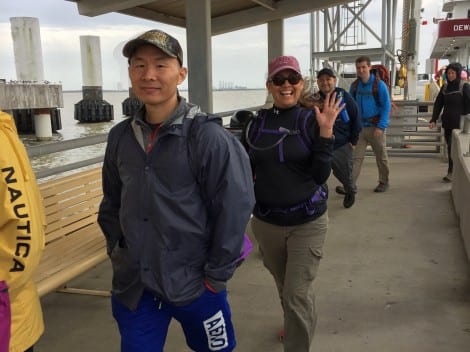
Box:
[36,156,470,352]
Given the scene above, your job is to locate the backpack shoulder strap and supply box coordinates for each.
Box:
[243,109,267,151]
[187,113,219,178]
[108,118,133,162]
[298,108,314,151]
[187,114,207,201]
[351,79,359,99]
[372,75,380,105]
[186,113,223,202]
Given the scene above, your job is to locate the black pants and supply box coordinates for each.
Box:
[25,347,34,352]
[331,143,356,193]
[444,129,453,173]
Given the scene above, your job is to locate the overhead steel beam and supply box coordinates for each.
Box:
[313,47,396,63]
[118,7,186,28]
[70,0,154,17]
[67,0,352,36]
[212,0,348,35]
[250,0,277,11]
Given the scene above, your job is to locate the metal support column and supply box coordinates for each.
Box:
[186,0,213,113]
[265,19,284,106]
[267,19,283,63]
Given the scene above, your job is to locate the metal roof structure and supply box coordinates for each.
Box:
[66,0,406,110]
[66,0,354,112]
[430,18,470,60]
[66,0,349,35]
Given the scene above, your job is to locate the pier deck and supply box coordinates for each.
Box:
[36,156,470,352]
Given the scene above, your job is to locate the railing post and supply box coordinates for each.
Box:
[461,114,470,134]
[461,115,470,156]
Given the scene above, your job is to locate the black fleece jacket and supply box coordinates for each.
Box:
[431,64,470,130]
[243,105,334,226]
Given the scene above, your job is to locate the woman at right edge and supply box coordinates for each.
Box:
[429,62,470,182]
[242,55,342,352]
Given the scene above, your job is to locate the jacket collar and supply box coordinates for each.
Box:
[134,97,201,130]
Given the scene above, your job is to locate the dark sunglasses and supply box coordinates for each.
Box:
[270,73,302,86]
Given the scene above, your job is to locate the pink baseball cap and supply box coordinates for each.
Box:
[268,56,301,78]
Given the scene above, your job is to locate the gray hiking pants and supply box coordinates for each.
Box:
[353,126,390,185]
[251,212,328,352]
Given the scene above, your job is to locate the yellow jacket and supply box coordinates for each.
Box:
[0,111,46,352]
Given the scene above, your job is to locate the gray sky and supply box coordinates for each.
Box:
[0,0,440,90]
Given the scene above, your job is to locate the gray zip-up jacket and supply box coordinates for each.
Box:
[98,98,255,310]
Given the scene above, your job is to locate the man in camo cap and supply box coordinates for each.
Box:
[122,29,183,65]
[98,29,255,352]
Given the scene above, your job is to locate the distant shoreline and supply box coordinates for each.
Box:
[63,88,266,93]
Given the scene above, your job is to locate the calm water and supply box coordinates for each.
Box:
[26,89,267,171]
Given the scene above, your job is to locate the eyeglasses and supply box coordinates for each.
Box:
[270,73,302,86]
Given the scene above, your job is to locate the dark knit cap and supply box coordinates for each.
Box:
[446,62,462,77]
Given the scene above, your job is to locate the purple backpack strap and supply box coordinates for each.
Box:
[246,109,291,160]
[233,233,253,266]
[248,110,266,145]
[247,108,313,161]
[277,108,301,162]
[297,109,313,152]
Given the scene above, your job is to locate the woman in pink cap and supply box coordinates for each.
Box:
[243,55,342,352]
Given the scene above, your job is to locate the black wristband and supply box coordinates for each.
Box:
[319,135,335,145]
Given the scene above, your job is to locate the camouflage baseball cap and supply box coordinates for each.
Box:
[123,29,183,65]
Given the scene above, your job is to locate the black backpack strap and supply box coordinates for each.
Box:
[186,114,207,202]
[372,77,381,106]
[186,113,223,203]
[351,79,359,99]
[108,118,133,163]
[187,113,210,179]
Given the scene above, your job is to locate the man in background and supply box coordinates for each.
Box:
[300,68,361,208]
[349,56,391,193]
[429,62,470,182]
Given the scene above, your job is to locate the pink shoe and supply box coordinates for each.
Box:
[279,328,284,342]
